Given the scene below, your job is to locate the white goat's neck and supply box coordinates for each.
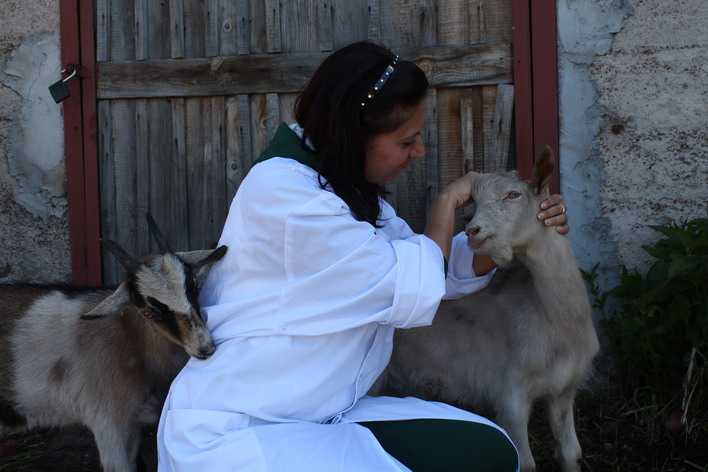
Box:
[516,228,591,324]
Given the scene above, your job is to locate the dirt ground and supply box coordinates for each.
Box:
[1,380,705,472]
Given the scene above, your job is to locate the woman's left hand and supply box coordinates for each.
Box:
[537,194,569,235]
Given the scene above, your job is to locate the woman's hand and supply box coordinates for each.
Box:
[537,194,569,235]
[440,172,478,209]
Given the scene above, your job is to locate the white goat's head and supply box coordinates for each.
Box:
[465,146,555,267]
[81,214,227,360]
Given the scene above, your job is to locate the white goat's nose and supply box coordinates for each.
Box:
[466,225,481,236]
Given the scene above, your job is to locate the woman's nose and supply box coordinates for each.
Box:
[411,140,425,159]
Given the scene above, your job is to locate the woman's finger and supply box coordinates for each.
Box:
[537,204,567,221]
[542,214,567,227]
[540,194,563,210]
[555,224,570,235]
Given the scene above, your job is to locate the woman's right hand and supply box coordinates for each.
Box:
[440,172,479,209]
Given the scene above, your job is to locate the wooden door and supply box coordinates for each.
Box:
[95,0,514,284]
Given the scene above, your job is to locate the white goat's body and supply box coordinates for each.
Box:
[1,287,186,472]
[381,164,599,472]
[385,235,598,471]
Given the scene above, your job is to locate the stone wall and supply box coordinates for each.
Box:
[558,0,708,291]
[0,0,71,283]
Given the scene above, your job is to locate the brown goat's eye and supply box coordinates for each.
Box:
[504,191,522,200]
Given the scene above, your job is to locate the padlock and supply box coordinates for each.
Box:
[49,65,79,104]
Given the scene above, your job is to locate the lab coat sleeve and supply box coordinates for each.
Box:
[378,200,495,301]
[281,193,446,333]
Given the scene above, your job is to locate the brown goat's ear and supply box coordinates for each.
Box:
[146,212,175,255]
[81,283,131,319]
[531,145,555,196]
[177,246,228,286]
[103,240,139,272]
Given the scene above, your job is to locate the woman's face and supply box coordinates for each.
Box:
[364,101,427,185]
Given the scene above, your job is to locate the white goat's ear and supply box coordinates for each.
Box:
[177,246,228,285]
[81,282,131,320]
[531,145,555,196]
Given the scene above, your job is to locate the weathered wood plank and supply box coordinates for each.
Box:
[98,100,119,283]
[206,0,219,57]
[184,0,206,58]
[111,0,136,60]
[219,0,238,55]
[265,0,282,53]
[317,0,334,51]
[265,93,280,140]
[111,99,138,272]
[170,0,185,58]
[148,0,170,59]
[149,99,189,251]
[96,0,111,61]
[424,88,439,210]
[437,0,468,45]
[236,0,250,54]
[480,0,513,42]
[226,95,252,201]
[333,0,367,48]
[438,88,467,231]
[250,95,269,159]
[282,0,318,52]
[186,98,226,249]
[98,42,512,98]
[279,93,298,125]
[482,85,497,172]
[250,0,267,53]
[134,0,147,60]
[380,0,432,48]
[367,0,382,42]
[469,0,484,43]
[134,99,150,256]
[488,83,514,172]
[460,94,475,174]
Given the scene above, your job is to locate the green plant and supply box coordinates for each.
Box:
[603,217,708,396]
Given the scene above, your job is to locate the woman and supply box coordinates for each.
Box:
[157,42,568,471]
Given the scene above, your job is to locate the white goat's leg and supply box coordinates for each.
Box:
[547,392,582,472]
[90,421,135,472]
[496,391,534,472]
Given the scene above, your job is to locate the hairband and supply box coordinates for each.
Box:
[360,55,399,108]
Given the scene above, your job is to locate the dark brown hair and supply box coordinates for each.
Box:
[295,41,429,226]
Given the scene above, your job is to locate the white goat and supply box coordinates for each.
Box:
[0,215,227,472]
[380,147,599,472]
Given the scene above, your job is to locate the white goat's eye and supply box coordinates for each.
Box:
[504,191,522,200]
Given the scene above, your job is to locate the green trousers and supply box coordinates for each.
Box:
[359,419,518,471]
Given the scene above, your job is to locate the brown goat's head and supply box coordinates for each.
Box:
[464,146,555,267]
[81,214,227,360]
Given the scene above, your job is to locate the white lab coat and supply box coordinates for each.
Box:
[157,151,511,471]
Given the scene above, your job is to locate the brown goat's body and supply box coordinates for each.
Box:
[0,285,188,472]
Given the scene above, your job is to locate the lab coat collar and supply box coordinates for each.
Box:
[254,123,320,171]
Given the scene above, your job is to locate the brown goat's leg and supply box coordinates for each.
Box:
[496,391,535,471]
[547,391,581,472]
[90,420,135,472]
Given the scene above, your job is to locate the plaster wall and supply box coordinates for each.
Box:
[0,0,71,283]
[558,0,708,291]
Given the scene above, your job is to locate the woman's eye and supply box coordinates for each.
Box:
[504,191,521,200]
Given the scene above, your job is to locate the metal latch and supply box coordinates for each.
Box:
[49,65,80,104]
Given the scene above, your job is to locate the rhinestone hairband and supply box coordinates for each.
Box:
[360,55,399,108]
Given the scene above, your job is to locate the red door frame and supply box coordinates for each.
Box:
[512,0,560,191]
[59,0,560,285]
[59,0,101,286]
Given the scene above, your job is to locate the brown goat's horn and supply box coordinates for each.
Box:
[146,212,176,255]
